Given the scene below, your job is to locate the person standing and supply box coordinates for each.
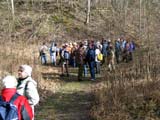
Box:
[115,38,122,64]
[17,65,40,119]
[39,42,48,65]
[83,42,88,77]
[71,42,77,68]
[1,75,33,120]
[101,39,109,65]
[76,43,85,81]
[95,45,101,74]
[50,42,57,66]
[86,44,96,81]
[107,45,115,71]
[60,44,70,77]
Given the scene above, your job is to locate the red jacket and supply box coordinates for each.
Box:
[1,88,33,120]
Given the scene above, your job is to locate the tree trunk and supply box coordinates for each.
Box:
[139,0,142,45]
[86,0,91,24]
[124,0,128,29]
[11,0,15,21]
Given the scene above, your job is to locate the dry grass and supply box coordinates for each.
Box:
[91,47,160,120]
[0,41,60,101]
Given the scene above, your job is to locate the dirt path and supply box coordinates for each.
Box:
[35,66,100,120]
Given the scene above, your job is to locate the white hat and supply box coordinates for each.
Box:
[96,41,100,45]
[2,75,17,88]
[73,42,77,46]
[65,43,69,46]
[84,41,88,46]
[20,65,32,77]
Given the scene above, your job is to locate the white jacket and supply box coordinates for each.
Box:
[17,77,40,106]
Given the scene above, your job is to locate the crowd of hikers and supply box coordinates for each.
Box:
[39,37,136,81]
[0,37,136,120]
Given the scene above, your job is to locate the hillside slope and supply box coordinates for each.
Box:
[0,0,159,44]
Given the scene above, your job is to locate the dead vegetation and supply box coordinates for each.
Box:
[91,47,160,120]
[0,0,160,120]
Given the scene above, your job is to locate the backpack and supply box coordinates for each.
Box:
[51,46,56,53]
[107,49,113,56]
[0,93,19,120]
[40,47,46,56]
[115,42,121,51]
[87,49,95,62]
[63,51,70,60]
[97,53,103,61]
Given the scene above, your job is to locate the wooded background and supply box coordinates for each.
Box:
[0,0,159,46]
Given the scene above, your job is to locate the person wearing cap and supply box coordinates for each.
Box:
[1,75,33,120]
[17,65,39,118]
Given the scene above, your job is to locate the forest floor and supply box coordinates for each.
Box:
[35,65,103,120]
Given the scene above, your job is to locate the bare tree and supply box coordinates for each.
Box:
[139,0,142,45]
[86,0,91,24]
[11,0,15,21]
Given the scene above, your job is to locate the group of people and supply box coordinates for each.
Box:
[0,65,39,120]
[39,37,136,81]
[0,37,135,119]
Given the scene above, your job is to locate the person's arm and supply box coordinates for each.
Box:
[25,81,40,106]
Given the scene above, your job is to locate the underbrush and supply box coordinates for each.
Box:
[91,48,160,120]
[91,81,160,120]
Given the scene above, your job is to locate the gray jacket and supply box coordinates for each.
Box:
[17,77,40,106]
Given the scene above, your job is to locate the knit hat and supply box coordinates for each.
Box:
[2,75,17,88]
[20,65,32,77]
